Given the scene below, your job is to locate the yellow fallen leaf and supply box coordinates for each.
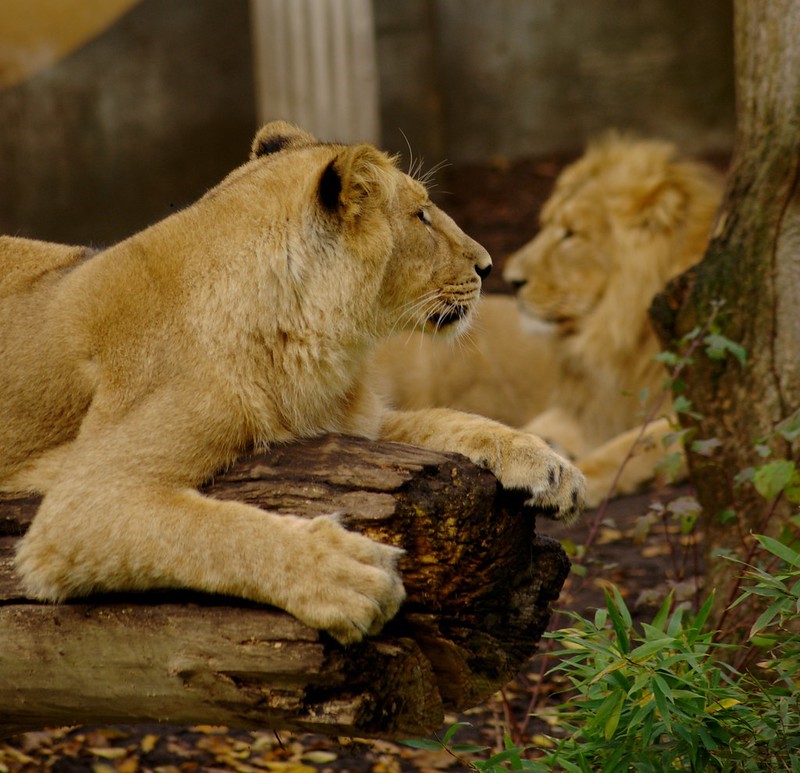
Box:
[302,750,338,763]
[642,544,671,558]
[371,757,402,773]
[263,763,317,773]
[89,747,128,759]
[118,758,140,773]
[141,733,159,753]
[250,733,280,752]
[190,724,229,734]
[597,527,624,544]
[0,748,35,765]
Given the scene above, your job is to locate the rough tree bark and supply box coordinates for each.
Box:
[0,435,569,739]
[650,0,800,623]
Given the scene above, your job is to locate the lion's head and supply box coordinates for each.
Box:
[503,136,723,350]
[502,136,724,444]
[236,121,492,342]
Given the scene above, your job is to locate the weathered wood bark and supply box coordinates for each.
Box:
[0,435,569,739]
[650,0,800,624]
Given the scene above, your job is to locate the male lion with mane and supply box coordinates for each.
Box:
[0,122,584,644]
[377,136,724,505]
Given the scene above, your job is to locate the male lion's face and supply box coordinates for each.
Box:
[503,136,724,339]
[503,179,611,334]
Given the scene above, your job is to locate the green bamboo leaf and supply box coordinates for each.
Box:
[651,592,674,632]
[776,409,800,442]
[589,658,629,685]
[402,738,442,750]
[451,743,491,754]
[690,593,715,639]
[706,698,741,714]
[667,605,686,637]
[652,678,673,732]
[697,725,721,751]
[442,722,470,744]
[749,600,787,636]
[609,585,633,626]
[653,674,674,702]
[605,586,632,654]
[604,694,624,741]
[691,437,723,457]
[753,460,797,501]
[629,637,674,662]
[550,758,585,773]
[755,534,800,567]
[673,395,702,419]
[483,747,527,764]
[785,475,800,504]
[704,332,747,365]
[654,350,680,366]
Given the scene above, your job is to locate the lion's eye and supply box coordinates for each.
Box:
[417,209,431,226]
[562,227,575,240]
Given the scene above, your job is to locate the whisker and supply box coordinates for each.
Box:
[399,129,414,178]
[397,130,451,192]
[418,159,451,190]
[388,290,441,337]
[453,324,477,353]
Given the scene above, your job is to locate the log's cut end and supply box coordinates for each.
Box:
[0,435,570,739]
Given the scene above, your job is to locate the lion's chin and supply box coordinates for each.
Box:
[425,305,473,337]
[518,311,557,336]
[516,302,576,336]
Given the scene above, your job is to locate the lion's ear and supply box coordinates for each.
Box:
[317,144,394,221]
[250,121,318,159]
[633,181,690,232]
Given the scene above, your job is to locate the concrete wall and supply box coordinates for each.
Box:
[0,0,256,245]
[0,0,735,243]
[375,0,735,163]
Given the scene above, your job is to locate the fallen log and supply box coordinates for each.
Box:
[0,434,570,739]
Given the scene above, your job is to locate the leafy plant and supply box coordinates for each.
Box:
[408,532,800,771]
[537,589,751,771]
[402,722,539,771]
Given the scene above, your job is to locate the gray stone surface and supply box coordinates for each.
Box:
[0,0,734,243]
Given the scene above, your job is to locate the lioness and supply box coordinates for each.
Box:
[1,121,584,644]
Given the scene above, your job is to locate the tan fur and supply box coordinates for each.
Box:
[1,121,584,644]
[373,294,557,427]
[379,136,724,505]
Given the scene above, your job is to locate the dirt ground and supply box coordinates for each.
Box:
[0,156,699,773]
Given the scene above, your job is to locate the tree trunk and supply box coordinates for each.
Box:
[0,435,569,739]
[650,0,800,627]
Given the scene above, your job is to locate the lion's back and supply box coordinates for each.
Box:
[0,237,95,483]
[0,236,93,300]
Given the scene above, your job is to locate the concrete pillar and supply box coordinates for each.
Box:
[250,0,380,144]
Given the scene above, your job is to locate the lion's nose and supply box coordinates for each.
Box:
[475,262,492,280]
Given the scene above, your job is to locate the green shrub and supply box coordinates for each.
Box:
[407,533,800,772]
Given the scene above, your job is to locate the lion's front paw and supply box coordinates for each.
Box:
[281,515,406,645]
[496,435,586,524]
